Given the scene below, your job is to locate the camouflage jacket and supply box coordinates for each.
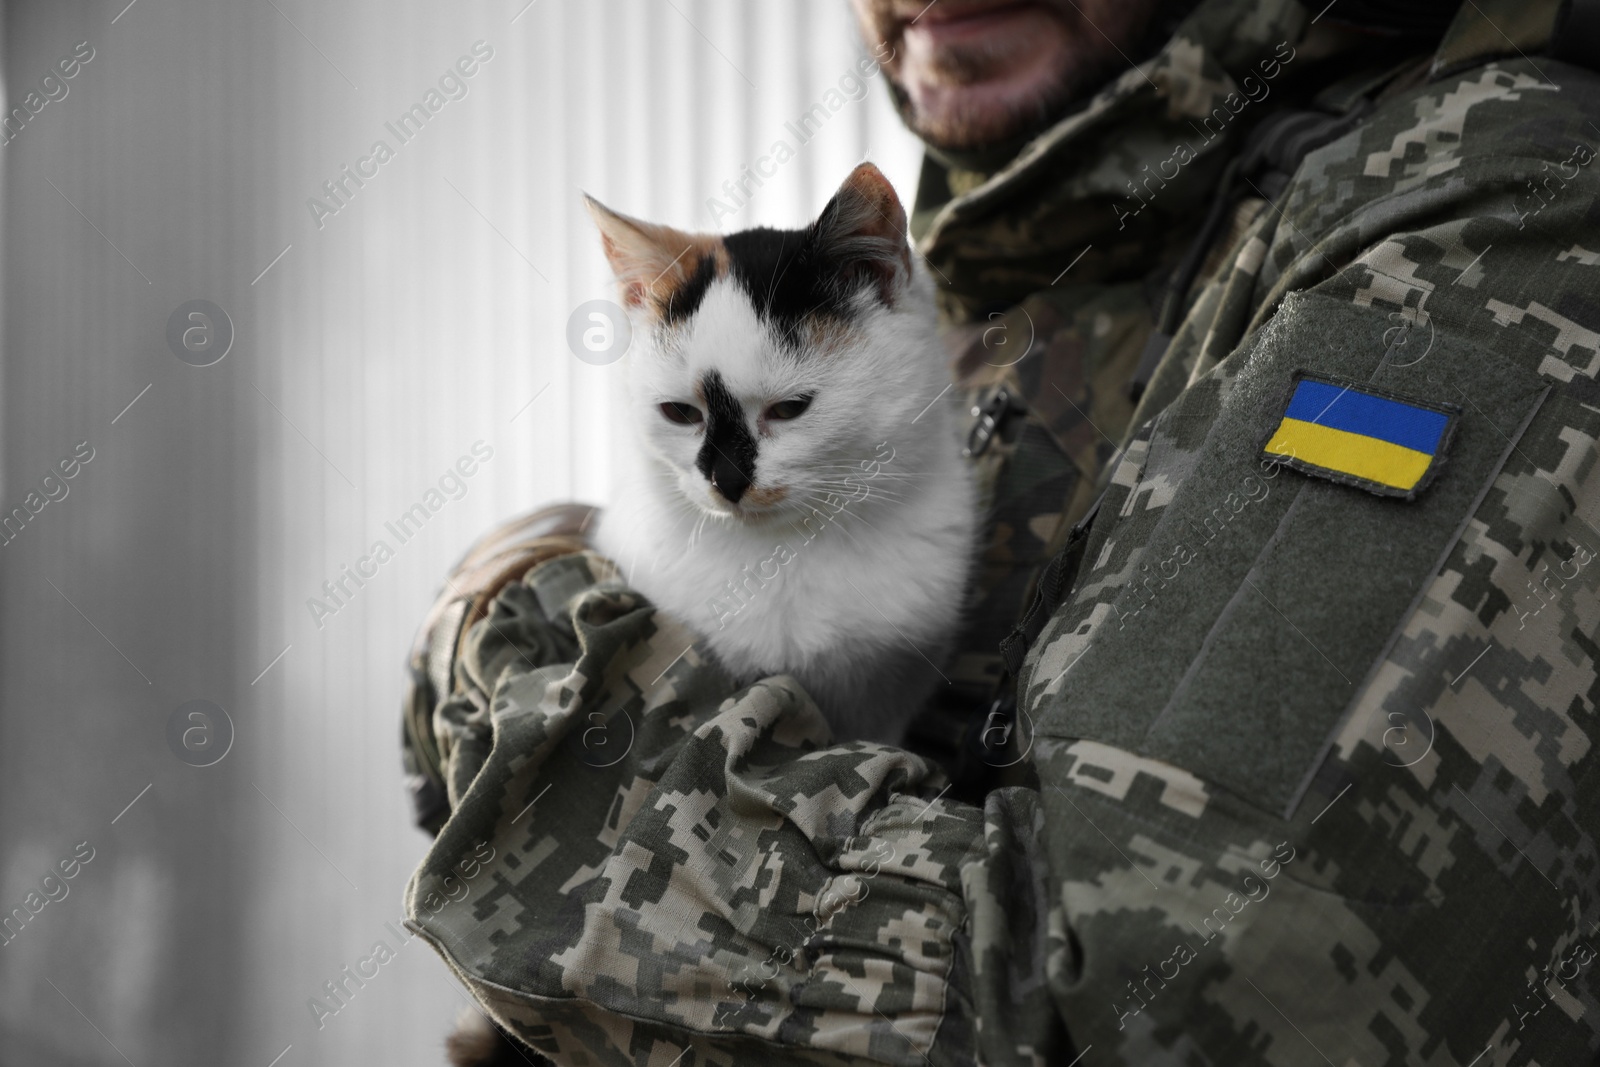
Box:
[402,0,1600,1063]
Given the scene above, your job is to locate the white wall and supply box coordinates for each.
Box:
[0,1,921,1064]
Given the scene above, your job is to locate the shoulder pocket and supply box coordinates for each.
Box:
[1022,290,1550,816]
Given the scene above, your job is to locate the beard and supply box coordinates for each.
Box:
[854,0,1168,152]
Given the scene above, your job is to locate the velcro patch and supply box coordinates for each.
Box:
[1261,373,1461,499]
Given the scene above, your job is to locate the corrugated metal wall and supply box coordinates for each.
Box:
[0,1,921,1064]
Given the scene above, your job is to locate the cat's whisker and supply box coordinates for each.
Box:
[660,498,698,551]
[813,472,936,482]
[688,509,710,549]
[807,482,911,504]
[809,475,912,488]
[793,492,884,537]
[802,502,881,544]
[808,466,939,480]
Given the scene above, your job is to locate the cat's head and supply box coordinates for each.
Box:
[585,163,938,524]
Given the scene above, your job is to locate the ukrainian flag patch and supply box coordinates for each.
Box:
[1261,373,1461,499]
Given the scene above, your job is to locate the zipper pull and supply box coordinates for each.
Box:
[963,385,1024,458]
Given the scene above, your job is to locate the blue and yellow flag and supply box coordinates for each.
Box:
[1262,374,1460,498]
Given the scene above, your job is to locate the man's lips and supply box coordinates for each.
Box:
[902,0,1036,29]
[906,0,1036,26]
[901,1,1052,46]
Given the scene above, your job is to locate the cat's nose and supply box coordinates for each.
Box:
[709,463,750,504]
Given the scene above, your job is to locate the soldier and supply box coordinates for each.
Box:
[404,0,1600,1063]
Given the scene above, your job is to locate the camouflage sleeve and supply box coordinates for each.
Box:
[409,551,1070,1066]
[1019,56,1600,1064]
[400,504,599,833]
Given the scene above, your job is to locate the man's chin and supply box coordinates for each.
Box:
[893,2,1078,150]
[899,66,1072,152]
[860,0,1165,154]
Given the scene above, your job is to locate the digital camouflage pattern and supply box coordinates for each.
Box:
[412,550,1038,1065]
[404,0,1600,1062]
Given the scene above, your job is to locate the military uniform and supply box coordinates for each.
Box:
[401,0,1600,1062]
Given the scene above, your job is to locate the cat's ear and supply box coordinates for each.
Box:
[583,195,717,316]
[811,163,912,304]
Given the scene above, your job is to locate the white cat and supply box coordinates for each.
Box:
[586,163,976,744]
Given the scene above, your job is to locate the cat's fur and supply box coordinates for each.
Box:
[445,1010,546,1066]
[586,163,976,744]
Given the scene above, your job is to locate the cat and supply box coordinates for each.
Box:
[584,162,976,744]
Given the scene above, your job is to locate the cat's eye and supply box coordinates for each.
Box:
[659,402,703,425]
[766,395,813,421]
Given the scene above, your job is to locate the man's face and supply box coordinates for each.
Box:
[850,0,1165,152]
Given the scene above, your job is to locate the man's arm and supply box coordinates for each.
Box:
[402,503,598,834]
[1021,53,1600,1065]
[404,548,1067,1066]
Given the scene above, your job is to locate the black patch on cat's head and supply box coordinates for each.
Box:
[723,226,845,348]
[695,369,756,504]
[660,252,717,326]
[722,206,902,348]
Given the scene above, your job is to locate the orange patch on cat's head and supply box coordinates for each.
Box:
[803,315,861,356]
[584,195,728,323]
